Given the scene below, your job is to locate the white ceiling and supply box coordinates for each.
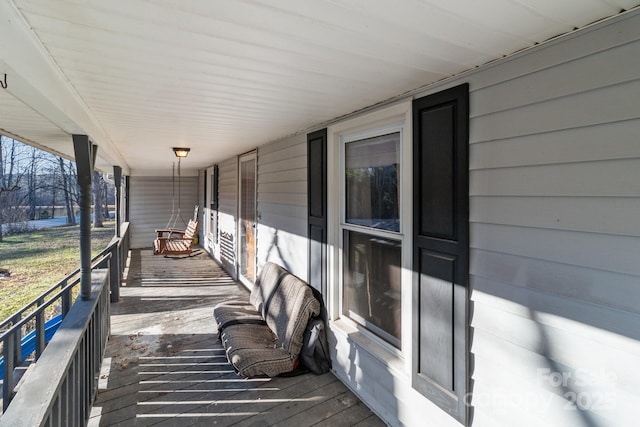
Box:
[0,0,638,175]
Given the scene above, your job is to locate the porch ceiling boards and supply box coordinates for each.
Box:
[91,248,383,426]
[1,0,638,174]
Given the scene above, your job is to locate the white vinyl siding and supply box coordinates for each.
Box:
[128,176,198,249]
[188,11,640,427]
[463,12,640,427]
[327,11,640,427]
[256,134,308,281]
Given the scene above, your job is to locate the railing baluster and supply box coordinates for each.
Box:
[3,330,15,411]
[72,352,78,427]
[53,395,60,427]
[110,244,120,302]
[81,334,87,425]
[36,297,46,360]
[11,313,23,367]
[61,278,70,317]
[62,377,69,426]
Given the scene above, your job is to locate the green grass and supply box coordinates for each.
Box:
[0,222,116,321]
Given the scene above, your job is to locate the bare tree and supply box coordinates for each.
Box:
[42,156,59,219]
[0,138,93,238]
[0,136,31,239]
[0,136,5,242]
[102,177,109,219]
[0,135,4,242]
[58,156,76,225]
[93,171,104,228]
[48,168,57,219]
[36,152,68,220]
[27,146,40,220]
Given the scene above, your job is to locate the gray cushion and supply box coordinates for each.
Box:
[213,301,263,331]
[264,273,321,356]
[249,262,286,316]
[220,323,295,377]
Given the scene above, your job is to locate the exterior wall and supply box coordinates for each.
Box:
[328,11,640,427]
[128,176,198,249]
[202,136,309,284]
[462,12,640,427]
[194,11,640,427]
[256,134,308,281]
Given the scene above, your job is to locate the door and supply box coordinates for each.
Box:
[238,152,257,286]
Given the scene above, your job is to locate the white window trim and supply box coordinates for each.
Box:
[327,101,413,372]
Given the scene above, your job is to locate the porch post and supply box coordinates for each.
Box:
[73,134,96,301]
[113,166,122,238]
[124,175,130,223]
[111,165,123,302]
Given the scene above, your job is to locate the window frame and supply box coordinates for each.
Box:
[338,122,406,352]
[341,229,403,348]
[343,131,402,233]
[340,123,404,236]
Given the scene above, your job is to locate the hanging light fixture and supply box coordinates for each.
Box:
[167,146,190,230]
[172,147,191,158]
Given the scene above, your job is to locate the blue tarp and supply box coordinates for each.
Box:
[0,314,62,380]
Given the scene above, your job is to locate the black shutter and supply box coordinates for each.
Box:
[203,170,208,208]
[412,84,469,424]
[211,165,219,243]
[211,165,219,210]
[307,129,328,296]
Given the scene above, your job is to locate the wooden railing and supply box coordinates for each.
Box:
[0,222,130,425]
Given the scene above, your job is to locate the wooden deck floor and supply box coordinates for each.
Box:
[89,248,385,427]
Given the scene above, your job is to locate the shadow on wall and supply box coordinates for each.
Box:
[219,230,235,275]
[265,230,292,273]
[530,309,600,427]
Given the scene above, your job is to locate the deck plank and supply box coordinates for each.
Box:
[89,249,383,426]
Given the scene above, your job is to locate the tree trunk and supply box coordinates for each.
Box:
[0,136,4,242]
[93,171,104,228]
[28,147,37,220]
[50,167,57,219]
[103,179,109,219]
[59,157,75,225]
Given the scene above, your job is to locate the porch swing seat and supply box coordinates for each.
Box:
[153,219,199,256]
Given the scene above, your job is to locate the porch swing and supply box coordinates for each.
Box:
[153,147,199,256]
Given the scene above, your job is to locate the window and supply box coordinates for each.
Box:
[343,230,401,346]
[329,92,468,423]
[345,133,400,232]
[341,130,402,348]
